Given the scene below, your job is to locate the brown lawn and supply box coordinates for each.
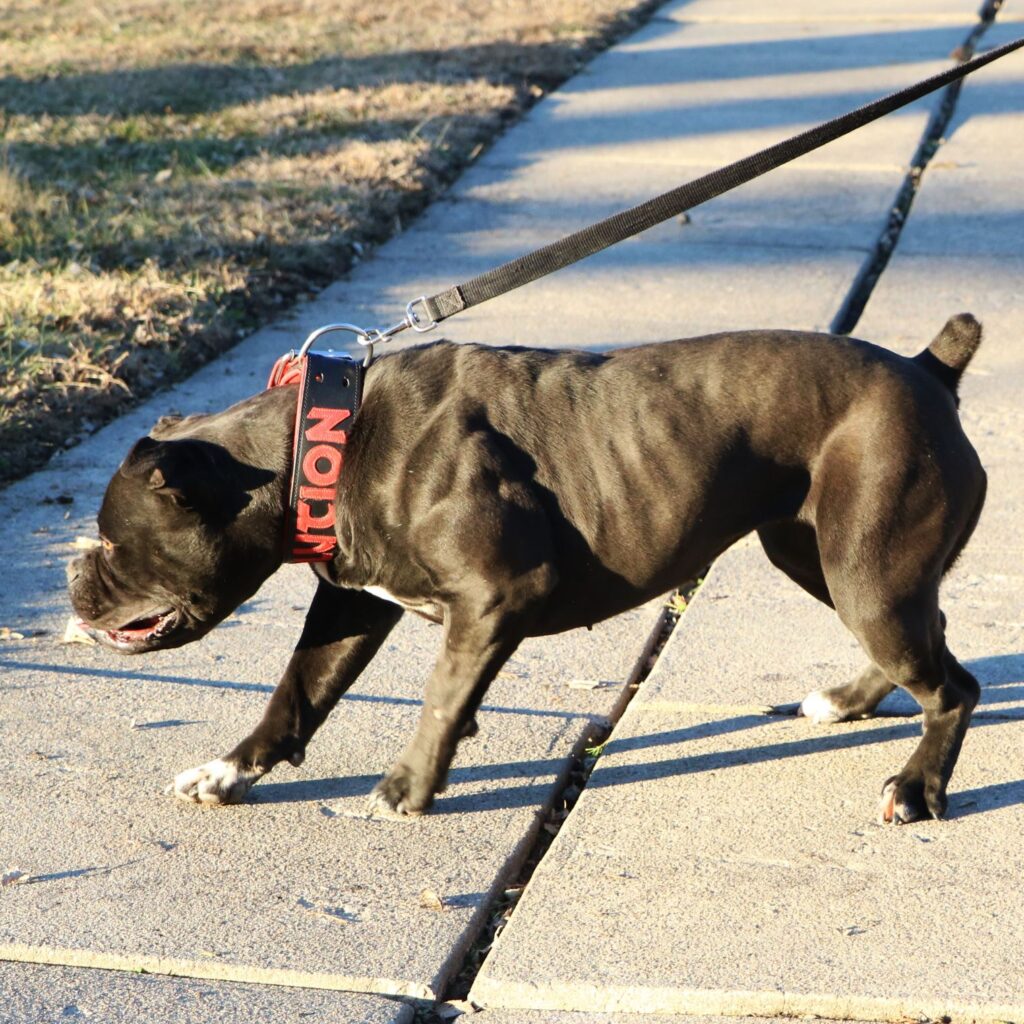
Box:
[0,0,658,484]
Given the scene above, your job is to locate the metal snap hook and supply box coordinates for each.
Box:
[405,295,438,333]
[297,295,437,369]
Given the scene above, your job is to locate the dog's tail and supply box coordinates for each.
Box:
[914,313,982,394]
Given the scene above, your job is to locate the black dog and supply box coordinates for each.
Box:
[67,317,986,824]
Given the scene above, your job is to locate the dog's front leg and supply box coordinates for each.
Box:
[369,572,553,816]
[174,581,403,804]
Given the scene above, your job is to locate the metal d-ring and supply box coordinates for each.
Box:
[298,323,371,358]
[297,322,380,367]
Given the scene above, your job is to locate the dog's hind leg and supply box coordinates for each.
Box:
[799,663,896,724]
[828,579,978,823]
[758,520,896,722]
[811,425,984,823]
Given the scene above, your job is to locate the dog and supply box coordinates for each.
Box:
[67,316,987,824]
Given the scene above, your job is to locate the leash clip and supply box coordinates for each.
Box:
[298,296,438,368]
[404,296,438,333]
[360,296,438,361]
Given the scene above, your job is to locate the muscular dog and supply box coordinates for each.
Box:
[67,317,987,824]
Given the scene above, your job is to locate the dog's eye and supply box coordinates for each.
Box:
[101,537,115,554]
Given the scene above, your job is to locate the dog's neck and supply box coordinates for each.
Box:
[241,384,305,562]
[180,363,380,579]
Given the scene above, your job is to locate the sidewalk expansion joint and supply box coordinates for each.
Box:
[830,0,1005,336]
[422,582,700,1022]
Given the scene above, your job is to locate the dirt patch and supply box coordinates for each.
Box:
[0,0,663,485]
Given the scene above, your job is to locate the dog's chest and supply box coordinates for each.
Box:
[363,585,443,622]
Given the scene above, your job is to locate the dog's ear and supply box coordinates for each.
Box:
[120,436,273,523]
[120,436,164,485]
[120,437,219,510]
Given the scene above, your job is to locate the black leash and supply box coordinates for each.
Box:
[298,33,1024,362]
[272,36,1022,552]
[418,34,1024,328]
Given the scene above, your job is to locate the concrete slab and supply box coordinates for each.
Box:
[413,160,904,253]
[886,34,1024,256]
[850,21,1024,352]
[883,19,1024,256]
[0,536,661,999]
[471,708,1024,1018]
[0,961,411,1024]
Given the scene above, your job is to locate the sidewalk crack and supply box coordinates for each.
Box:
[830,0,1007,336]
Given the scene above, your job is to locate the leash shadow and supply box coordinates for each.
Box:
[0,659,601,722]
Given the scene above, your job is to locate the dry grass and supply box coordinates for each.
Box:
[0,0,659,484]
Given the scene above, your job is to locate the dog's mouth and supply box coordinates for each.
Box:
[95,608,179,649]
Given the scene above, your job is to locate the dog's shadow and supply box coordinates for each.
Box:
[255,653,1024,820]
[11,649,1017,821]
[967,652,1024,705]
[253,759,560,813]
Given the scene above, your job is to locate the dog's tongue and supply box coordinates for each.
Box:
[111,613,162,637]
[102,612,168,642]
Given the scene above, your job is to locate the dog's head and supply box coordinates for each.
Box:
[68,430,284,653]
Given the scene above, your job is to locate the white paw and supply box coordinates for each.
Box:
[799,689,842,724]
[172,758,262,805]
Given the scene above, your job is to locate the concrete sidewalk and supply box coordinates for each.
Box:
[470,3,1024,1021]
[3,0,1022,1020]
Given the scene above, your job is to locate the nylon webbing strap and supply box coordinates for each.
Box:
[423,34,1024,325]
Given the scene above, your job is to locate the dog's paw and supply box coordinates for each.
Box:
[172,758,262,806]
[367,764,433,817]
[799,688,846,724]
[878,773,945,825]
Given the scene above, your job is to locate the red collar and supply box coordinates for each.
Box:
[266,350,364,563]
